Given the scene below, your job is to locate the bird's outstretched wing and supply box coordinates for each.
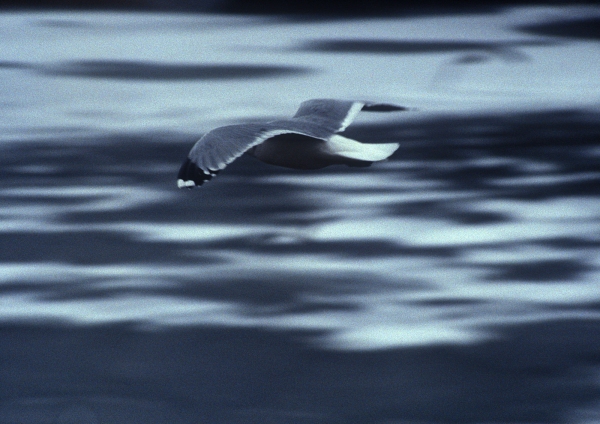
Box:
[292,98,409,133]
[177,123,305,188]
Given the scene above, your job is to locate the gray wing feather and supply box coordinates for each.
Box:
[187,120,335,172]
[188,123,293,173]
[292,98,409,133]
[292,99,363,133]
[179,123,302,187]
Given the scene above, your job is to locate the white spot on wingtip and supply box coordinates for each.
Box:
[177,179,196,188]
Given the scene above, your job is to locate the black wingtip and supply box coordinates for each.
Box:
[177,158,219,189]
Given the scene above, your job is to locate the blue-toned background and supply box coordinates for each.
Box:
[1,5,600,423]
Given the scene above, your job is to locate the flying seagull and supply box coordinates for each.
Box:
[177,98,408,188]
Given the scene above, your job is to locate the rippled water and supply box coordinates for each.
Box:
[1,7,600,424]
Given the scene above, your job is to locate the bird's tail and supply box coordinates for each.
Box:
[325,134,399,162]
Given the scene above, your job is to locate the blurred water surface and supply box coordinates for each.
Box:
[1,6,600,424]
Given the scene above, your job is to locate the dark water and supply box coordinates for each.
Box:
[1,9,600,424]
[1,109,600,423]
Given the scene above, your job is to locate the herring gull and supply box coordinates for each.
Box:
[177,98,408,188]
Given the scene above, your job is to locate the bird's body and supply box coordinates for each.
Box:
[249,132,335,169]
[177,99,408,188]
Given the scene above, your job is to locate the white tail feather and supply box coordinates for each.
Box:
[325,134,399,162]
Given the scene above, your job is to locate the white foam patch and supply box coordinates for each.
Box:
[109,222,284,242]
[473,197,600,220]
[0,293,239,325]
[462,244,583,264]
[0,185,172,212]
[323,324,484,349]
[450,280,600,304]
[258,171,448,191]
[309,217,452,242]
[408,220,600,247]
[491,172,599,187]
